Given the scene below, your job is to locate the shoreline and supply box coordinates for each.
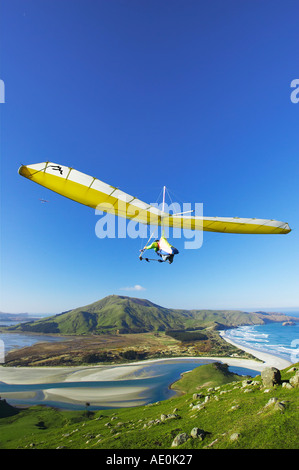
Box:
[219,330,292,370]
[0,335,293,408]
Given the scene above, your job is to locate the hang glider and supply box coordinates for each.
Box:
[18,162,291,235]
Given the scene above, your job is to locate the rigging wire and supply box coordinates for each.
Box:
[165,186,219,247]
[139,186,164,253]
[139,184,219,257]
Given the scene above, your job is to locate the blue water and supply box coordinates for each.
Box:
[0,359,260,410]
[0,321,67,354]
[1,313,298,410]
[223,313,299,364]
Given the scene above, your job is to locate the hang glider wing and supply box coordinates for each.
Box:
[18,162,291,235]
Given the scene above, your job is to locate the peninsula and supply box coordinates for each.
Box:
[1,295,297,368]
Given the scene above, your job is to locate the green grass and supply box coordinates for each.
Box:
[171,362,244,393]
[0,363,298,449]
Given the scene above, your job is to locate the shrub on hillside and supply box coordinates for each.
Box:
[165,329,208,342]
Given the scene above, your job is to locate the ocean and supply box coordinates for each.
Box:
[222,312,299,364]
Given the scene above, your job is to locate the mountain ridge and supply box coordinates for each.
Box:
[6,295,298,336]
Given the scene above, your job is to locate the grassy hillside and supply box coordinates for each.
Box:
[10,296,187,335]
[5,295,283,336]
[173,309,265,328]
[171,362,246,393]
[0,400,19,419]
[0,363,298,449]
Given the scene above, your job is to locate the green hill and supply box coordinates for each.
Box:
[7,295,296,336]
[171,362,246,393]
[12,295,186,335]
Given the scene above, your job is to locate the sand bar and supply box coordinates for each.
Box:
[0,350,291,387]
[0,338,292,407]
[43,386,149,407]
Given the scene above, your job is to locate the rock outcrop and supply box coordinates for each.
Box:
[290,370,299,387]
[261,367,281,387]
[171,433,189,447]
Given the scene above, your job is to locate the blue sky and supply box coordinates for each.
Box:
[0,0,298,313]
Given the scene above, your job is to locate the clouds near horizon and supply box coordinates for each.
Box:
[120,285,146,292]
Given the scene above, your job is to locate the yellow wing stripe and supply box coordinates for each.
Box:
[18,162,291,235]
[18,163,163,225]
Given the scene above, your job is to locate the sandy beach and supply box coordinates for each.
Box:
[0,338,292,408]
[219,330,292,370]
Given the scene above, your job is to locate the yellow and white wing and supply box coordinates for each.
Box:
[18,162,291,235]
